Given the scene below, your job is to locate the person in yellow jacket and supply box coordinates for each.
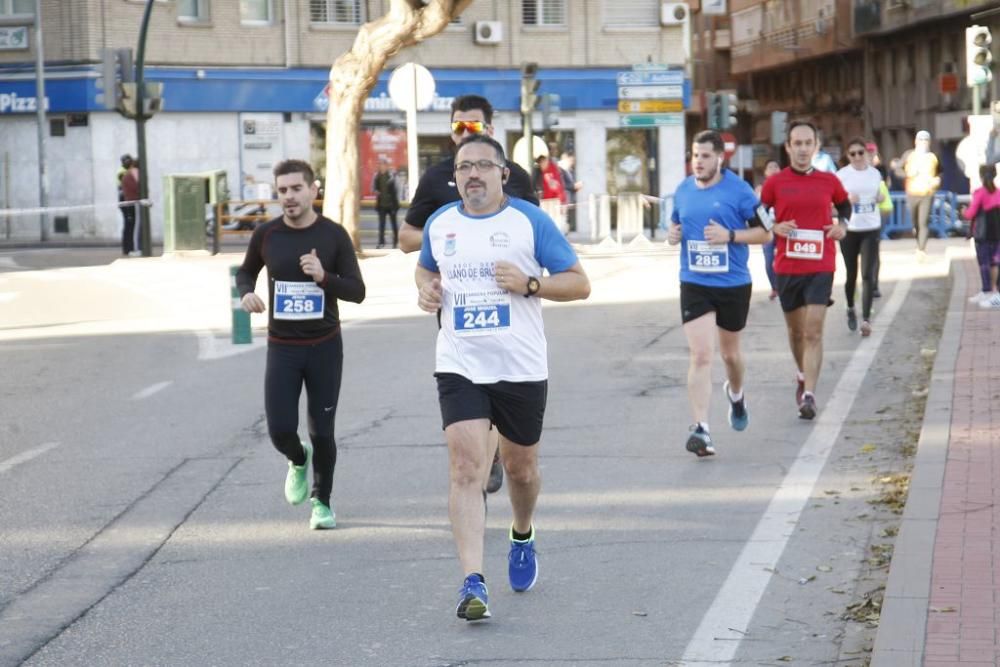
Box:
[903,130,940,260]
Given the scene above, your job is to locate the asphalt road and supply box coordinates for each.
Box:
[0,240,955,666]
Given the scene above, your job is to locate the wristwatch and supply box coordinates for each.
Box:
[525,276,541,297]
[728,229,736,243]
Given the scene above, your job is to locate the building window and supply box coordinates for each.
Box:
[178,0,210,22]
[0,0,34,16]
[310,0,364,24]
[240,0,271,23]
[602,0,658,28]
[522,0,565,27]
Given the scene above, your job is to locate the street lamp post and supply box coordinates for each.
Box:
[33,0,48,242]
[135,0,155,256]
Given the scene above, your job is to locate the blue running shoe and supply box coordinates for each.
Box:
[455,575,490,621]
[508,525,538,592]
[723,381,749,432]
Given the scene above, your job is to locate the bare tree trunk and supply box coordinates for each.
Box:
[323,0,474,251]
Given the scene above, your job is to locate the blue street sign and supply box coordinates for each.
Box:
[616,70,685,86]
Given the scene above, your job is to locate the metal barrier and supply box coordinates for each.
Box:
[587,193,671,243]
[881,190,965,239]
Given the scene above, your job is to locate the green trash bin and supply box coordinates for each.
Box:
[162,174,209,252]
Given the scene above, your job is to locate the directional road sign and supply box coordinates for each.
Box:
[618,85,683,100]
[620,113,683,127]
[616,70,685,87]
[618,99,684,113]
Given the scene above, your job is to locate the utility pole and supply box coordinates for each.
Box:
[135,0,155,256]
[33,0,48,242]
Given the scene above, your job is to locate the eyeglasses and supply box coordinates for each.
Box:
[451,120,487,135]
[848,150,866,157]
[455,159,504,175]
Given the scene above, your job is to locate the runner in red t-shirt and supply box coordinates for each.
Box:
[760,120,852,420]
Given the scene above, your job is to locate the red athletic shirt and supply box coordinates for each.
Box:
[760,167,849,275]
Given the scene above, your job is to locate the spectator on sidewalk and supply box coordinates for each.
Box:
[372,158,400,248]
[962,164,1000,309]
[120,158,140,256]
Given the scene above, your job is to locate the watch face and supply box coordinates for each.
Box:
[528,277,540,295]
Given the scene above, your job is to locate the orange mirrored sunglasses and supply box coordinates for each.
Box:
[451,120,487,135]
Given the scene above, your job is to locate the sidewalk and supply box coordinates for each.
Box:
[873,256,1000,666]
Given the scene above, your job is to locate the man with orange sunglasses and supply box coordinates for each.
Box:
[400,94,538,495]
[399,95,537,254]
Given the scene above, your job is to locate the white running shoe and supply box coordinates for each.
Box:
[978,293,1000,309]
[969,291,990,304]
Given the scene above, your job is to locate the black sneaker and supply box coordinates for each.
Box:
[846,308,857,332]
[798,393,817,420]
[872,288,882,299]
[685,424,715,457]
[486,451,503,493]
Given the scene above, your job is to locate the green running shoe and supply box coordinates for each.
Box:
[284,440,312,506]
[309,498,336,530]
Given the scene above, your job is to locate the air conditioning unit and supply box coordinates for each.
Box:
[661,2,689,26]
[474,21,503,45]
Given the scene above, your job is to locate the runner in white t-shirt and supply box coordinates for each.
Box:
[835,137,886,337]
[415,134,590,622]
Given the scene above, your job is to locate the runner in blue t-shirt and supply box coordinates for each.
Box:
[667,130,773,457]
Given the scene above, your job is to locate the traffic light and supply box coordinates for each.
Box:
[541,93,560,129]
[520,62,540,114]
[966,25,993,87]
[706,91,722,130]
[721,92,739,129]
[96,48,133,110]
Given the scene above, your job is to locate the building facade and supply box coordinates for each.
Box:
[0,0,691,241]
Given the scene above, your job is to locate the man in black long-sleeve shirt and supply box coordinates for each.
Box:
[237,159,365,531]
[399,95,537,253]
[399,95,532,495]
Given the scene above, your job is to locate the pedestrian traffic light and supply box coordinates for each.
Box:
[96,48,133,111]
[721,92,739,129]
[520,62,540,114]
[541,93,560,129]
[966,25,993,87]
[706,91,722,130]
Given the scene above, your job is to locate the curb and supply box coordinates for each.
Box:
[870,251,966,666]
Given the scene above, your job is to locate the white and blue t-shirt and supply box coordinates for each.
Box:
[671,169,761,287]
[418,197,578,384]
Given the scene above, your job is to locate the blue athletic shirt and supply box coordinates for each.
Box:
[671,169,761,287]
[418,197,578,384]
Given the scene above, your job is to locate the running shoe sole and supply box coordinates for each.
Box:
[798,399,816,420]
[456,595,490,620]
[685,432,715,457]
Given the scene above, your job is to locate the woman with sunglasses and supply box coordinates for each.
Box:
[835,138,886,337]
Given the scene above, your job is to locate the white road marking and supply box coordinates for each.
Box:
[131,381,173,400]
[0,291,19,303]
[0,442,60,474]
[681,276,911,666]
[0,256,18,268]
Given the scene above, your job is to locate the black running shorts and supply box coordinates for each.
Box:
[435,373,547,446]
[776,272,835,313]
[679,281,753,332]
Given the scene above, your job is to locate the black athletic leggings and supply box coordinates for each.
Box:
[840,229,880,320]
[264,334,343,506]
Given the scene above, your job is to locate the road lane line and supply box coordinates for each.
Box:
[0,442,60,474]
[131,381,173,400]
[681,276,911,666]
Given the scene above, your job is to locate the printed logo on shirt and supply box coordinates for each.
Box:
[490,231,511,248]
[444,233,457,256]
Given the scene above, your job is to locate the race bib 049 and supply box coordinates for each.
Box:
[452,289,511,337]
[274,281,325,320]
[687,240,729,273]
[785,229,824,260]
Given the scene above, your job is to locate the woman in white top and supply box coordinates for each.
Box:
[836,137,886,337]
